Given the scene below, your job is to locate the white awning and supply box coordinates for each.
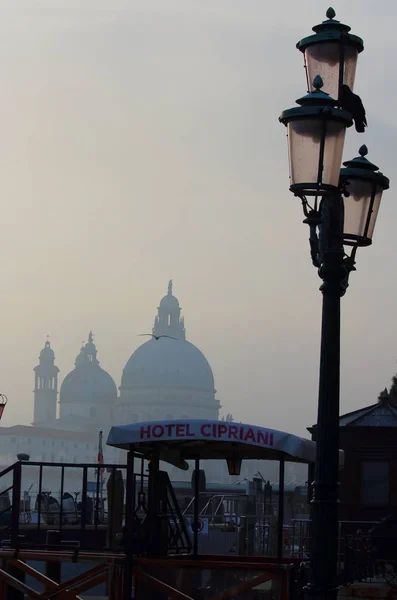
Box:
[107,419,344,469]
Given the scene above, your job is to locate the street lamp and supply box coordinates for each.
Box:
[341,145,390,248]
[297,7,363,102]
[280,75,352,197]
[279,9,389,600]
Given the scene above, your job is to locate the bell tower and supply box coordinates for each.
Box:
[153,280,186,340]
[33,338,60,426]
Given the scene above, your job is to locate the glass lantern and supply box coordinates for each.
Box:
[279,76,352,197]
[297,8,364,102]
[340,146,389,247]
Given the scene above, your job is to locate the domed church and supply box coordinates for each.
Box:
[32,282,220,435]
[117,280,220,424]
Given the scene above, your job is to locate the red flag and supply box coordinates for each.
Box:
[97,429,105,473]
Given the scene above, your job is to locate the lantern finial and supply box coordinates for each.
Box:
[313,75,324,90]
[359,145,368,157]
[326,7,336,20]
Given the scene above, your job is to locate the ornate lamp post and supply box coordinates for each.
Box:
[280,9,389,600]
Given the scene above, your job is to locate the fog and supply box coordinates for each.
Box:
[0,0,396,438]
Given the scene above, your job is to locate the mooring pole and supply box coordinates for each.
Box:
[193,458,200,557]
[123,446,135,600]
[277,456,285,559]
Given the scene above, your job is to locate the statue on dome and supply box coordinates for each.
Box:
[168,280,173,295]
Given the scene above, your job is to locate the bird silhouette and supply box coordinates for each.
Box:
[139,334,177,340]
[340,84,367,133]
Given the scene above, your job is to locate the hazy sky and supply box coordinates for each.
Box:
[1,0,396,437]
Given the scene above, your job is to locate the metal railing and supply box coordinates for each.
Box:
[0,460,129,551]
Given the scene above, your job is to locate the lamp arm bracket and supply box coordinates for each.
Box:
[303,208,322,268]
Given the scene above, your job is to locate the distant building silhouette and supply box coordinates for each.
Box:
[33,339,59,426]
[0,282,303,486]
[32,282,219,435]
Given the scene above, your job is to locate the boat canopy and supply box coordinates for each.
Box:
[107,419,344,471]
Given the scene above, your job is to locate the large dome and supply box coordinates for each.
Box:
[60,364,117,405]
[121,338,215,392]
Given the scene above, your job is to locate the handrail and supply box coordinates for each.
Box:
[136,556,295,570]
[18,461,127,469]
[165,473,191,552]
[0,463,16,479]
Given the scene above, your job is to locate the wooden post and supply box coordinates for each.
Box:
[107,468,125,600]
[107,469,125,549]
[6,536,25,600]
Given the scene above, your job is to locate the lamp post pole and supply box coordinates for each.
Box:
[309,190,345,600]
[279,9,390,600]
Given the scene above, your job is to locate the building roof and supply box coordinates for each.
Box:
[338,389,397,427]
[308,389,397,431]
[339,403,397,427]
[0,425,99,441]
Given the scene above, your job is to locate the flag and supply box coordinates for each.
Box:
[97,429,105,474]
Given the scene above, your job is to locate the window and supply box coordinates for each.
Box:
[27,438,31,444]
[361,461,389,505]
[89,407,96,418]
[10,437,16,443]
[74,444,77,449]
[43,440,46,445]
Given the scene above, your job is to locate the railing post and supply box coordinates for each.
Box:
[10,462,21,548]
[46,530,61,583]
[193,459,200,557]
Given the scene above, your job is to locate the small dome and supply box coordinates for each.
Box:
[121,338,215,392]
[40,340,55,361]
[158,279,180,310]
[159,294,180,309]
[60,334,117,406]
